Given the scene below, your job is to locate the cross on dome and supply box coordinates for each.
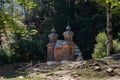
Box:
[51,24,56,32]
[66,20,71,31]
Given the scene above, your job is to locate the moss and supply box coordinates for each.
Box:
[75,68,108,79]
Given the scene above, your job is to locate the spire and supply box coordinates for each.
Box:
[66,20,71,31]
[48,24,58,41]
[63,20,74,41]
[51,25,56,33]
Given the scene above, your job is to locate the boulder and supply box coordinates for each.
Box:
[106,68,114,73]
[94,66,101,71]
[17,76,24,78]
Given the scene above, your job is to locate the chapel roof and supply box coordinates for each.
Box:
[48,27,58,38]
[55,40,82,56]
[63,25,74,36]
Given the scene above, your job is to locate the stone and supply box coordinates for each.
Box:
[94,66,101,71]
[33,68,40,72]
[112,53,120,60]
[17,76,24,78]
[104,53,120,60]
[76,56,83,61]
[92,63,100,66]
[114,69,120,75]
[106,68,114,73]
[75,65,81,69]
[27,73,36,78]
[0,76,4,79]
[71,73,81,78]
[58,67,64,70]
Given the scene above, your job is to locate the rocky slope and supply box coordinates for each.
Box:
[0,53,120,80]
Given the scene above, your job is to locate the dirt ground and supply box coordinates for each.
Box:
[0,59,120,80]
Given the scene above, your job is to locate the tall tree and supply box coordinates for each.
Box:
[106,1,113,55]
[106,0,120,55]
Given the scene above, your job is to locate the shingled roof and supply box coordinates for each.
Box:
[55,40,82,56]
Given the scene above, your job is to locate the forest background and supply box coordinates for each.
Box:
[0,0,120,64]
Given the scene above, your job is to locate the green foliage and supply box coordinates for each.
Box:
[0,12,17,30]
[9,25,47,62]
[92,32,120,58]
[92,32,107,58]
[0,0,120,63]
[118,32,120,37]
[113,39,120,53]
[18,0,36,9]
[0,12,20,64]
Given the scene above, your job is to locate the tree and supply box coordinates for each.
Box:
[106,0,120,55]
[106,1,113,55]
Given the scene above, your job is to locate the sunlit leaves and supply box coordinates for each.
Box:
[18,0,36,9]
[118,32,120,37]
[105,0,120,9]
[0,12,18,32]
[29,30,38,35]
[5,0,11,3]
[106,0,109,3]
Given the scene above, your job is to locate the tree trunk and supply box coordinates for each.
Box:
[0,31,4,55]
[106,2,113,55]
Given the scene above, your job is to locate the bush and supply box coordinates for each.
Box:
[92,32,120,58]
[113,39,120,53]
[92,32,107,58]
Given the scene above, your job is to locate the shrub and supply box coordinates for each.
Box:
[92,32,107,58]
[92,32,120,58]
[113,39,120,53]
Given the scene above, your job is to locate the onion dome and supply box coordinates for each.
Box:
[63,25,74,37]
[48,27,58,38]
[51,27,56,33]
[66,25,71,31]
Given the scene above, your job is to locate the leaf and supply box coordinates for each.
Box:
[27,2,36,9]
[29,29,38,35]
[6,0,11,3]
[106,0,109,3]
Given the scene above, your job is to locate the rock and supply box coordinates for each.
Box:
[90,63,100,67]
[111,65,120,69]
[27,73,36,78]
[73,74,79,78]
[114,69,120,75]
[105,53,120,60]
[61,60,68,64]
[17,76,24,78]
[33,68,40,72]
[59,75,63,77]
[40,70,50,73]
[58,67,64,70]
[75,65,81,69]
[111,53,120,60]
[71,73,81,78]
[93,63,100,66]
[94,66,101,71]
[0,76,4,79]
[106,68,114,73]
[47,61,57,66]
[76,56,83,61]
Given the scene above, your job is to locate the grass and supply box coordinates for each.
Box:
[74,67,111,80]
[74,60,112,79]
[0,72,25,78]
[1,76,43,80]
[76,68,107,78]
[1,78,41,80]
[76,77,108,80]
